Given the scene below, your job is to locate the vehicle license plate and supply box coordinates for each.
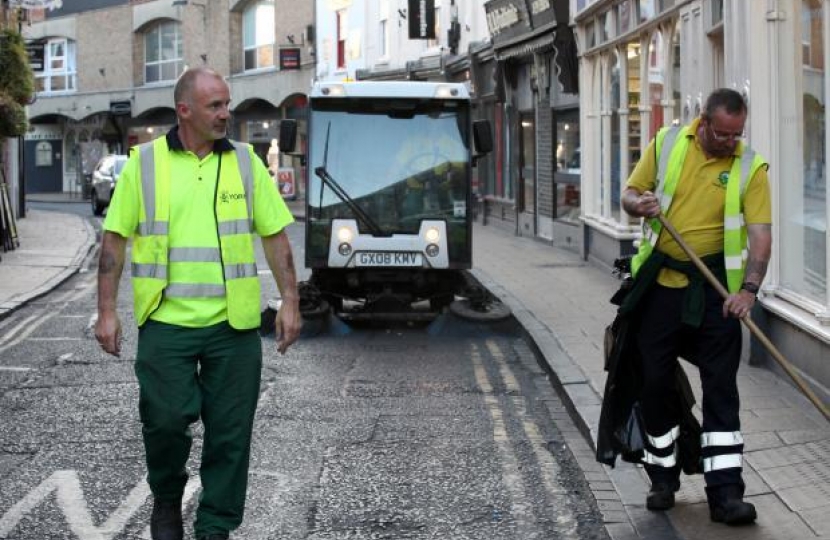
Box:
[356,251,422,267]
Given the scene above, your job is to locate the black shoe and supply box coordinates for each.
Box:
[150,499,183,540]
[707,484,757,525]
[646,480,680,511]
[197,534,229,540]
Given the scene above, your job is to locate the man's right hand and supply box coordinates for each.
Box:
[95,310,123,357]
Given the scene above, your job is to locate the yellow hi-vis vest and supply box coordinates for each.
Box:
[130,137,261,329]
[631,126,768,293]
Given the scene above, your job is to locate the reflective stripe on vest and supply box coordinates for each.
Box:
[129,138,260,327]
[631,126,768,293]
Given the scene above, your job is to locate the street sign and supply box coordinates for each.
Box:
[9,0,63,8]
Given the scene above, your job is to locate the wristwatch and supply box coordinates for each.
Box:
[740,282,760,295]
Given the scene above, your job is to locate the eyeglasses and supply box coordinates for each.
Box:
[706,122,744,142]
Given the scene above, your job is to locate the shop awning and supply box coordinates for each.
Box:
[493,26,578,94]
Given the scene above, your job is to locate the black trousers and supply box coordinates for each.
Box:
[636,283,744,487]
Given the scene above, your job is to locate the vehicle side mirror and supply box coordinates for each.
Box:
[473,120,493,156]
[279,120,298,154]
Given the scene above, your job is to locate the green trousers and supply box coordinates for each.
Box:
[135,320,262,537]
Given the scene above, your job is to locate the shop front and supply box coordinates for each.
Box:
[482,0,578,242]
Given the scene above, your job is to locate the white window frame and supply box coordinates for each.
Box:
[35,38,76,95]
[144,21,184,84]
[243,0,276,71]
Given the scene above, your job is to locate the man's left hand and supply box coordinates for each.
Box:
[723,291,755,319]
[275,298,302,354]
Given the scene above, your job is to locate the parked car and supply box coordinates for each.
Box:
[90,154,128,216]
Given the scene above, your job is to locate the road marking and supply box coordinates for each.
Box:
[470,343,538,534]
[0,315,39,348]
[28,337,83,341]
[0,470,202,540]
[0,366,32,372]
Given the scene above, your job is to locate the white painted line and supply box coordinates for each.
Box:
[28,337,83,341]
[0,366,33,372]
[0,314,38,348]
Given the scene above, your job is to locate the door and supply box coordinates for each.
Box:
[24,140,63,193]
[518,111,536,235]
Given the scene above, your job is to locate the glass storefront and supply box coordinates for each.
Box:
[781,0,827,302]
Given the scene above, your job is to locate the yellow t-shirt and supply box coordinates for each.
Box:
[626,118,771,287]
[105,131,294,327]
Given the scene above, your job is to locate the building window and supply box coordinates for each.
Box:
[145,21,183,83]
[35,142,52,167]
[35,38,76,94]
[609,50,621,221]
[379,18,388,57]
[243,0,275,70]
[781,0,826,301]
[617,0,634,35]
[639,0,655,23]
[337,10,347,69]
[427,1,441,49]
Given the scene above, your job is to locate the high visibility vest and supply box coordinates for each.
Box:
[130,137,261,329]
[631,126,768,293]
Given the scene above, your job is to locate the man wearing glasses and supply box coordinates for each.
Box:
[620,88,771,526]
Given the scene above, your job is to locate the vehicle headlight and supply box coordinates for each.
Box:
[338,242,352,256]
[424,227,440,244]
[425,244,440,257]
[337,226,354,243]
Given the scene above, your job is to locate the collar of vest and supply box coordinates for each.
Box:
[166,126,235,153]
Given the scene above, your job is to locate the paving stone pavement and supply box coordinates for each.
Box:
[471,221,830,540]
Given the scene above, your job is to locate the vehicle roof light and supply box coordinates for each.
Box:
[434,85,459,98]
[321,84,346,97]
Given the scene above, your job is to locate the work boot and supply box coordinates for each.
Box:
[150,498,183,540]
[646,479,681,511]
[706,484,757,525]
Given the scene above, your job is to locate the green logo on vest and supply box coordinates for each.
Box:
[717,171,729,186]
[220,191,245,203]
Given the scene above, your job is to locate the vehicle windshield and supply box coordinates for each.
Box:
[308,98,470,236]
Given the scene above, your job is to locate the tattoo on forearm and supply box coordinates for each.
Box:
[744,259,769,285]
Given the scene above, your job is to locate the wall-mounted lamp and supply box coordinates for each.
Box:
[286,34,295,44]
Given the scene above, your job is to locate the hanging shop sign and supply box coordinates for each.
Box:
[527,0,556,29]
[484,0,530,45]
[279,48,301,70]
[408,0,436,40]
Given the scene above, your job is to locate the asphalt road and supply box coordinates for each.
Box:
[0,222,610,540]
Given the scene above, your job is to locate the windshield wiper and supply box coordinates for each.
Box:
[315,122,384,236]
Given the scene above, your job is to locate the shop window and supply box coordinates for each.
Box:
[555,109,581,220]
[659,0,675,11]
[617,0,634,35]
[627,41,642,174]
[782,0,826,300]
[639,0,655,23]
[519,113,536,214]
[243,0,276,71]
[609,51,622,221]
[145,21,183,83]
[35,38,76,94]
[648,31,665,138]
[671,21,682,124]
